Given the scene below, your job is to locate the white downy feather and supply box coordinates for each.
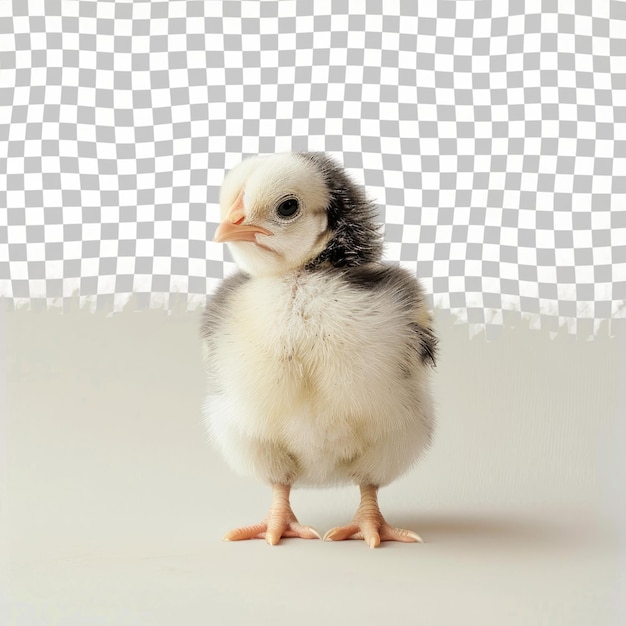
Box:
[204,269,434,487]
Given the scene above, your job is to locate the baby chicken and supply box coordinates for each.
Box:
[201,152,437,547]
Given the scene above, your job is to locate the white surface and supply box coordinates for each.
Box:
[3,308,624,625]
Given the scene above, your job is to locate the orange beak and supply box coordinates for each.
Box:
[214,190,273,244]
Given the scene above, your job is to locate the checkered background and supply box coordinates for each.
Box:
[1,0,625,336]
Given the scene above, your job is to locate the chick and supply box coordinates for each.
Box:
[201,152,437,547]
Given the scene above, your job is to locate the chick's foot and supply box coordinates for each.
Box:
[323,485,423,548]
[223,484,321,545]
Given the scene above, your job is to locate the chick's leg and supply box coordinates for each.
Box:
[324,485,423,548]
[223,484,321,545]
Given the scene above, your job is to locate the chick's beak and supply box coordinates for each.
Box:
[214,191,273,243]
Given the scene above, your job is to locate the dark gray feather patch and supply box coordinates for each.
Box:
[298,152,384,268]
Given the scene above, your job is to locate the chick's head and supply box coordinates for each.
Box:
[214,153,332,276]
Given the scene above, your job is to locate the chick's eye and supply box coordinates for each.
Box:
[276,198,299,219]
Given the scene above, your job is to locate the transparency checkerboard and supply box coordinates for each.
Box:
[1,0,625,336]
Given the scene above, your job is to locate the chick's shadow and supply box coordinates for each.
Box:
[390,512,573,547]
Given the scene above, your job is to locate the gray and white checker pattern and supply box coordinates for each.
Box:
[1,0,625,336]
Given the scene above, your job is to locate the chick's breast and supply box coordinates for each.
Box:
[202,265,436,488]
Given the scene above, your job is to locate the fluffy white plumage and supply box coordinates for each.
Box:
[202,152,437,547]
